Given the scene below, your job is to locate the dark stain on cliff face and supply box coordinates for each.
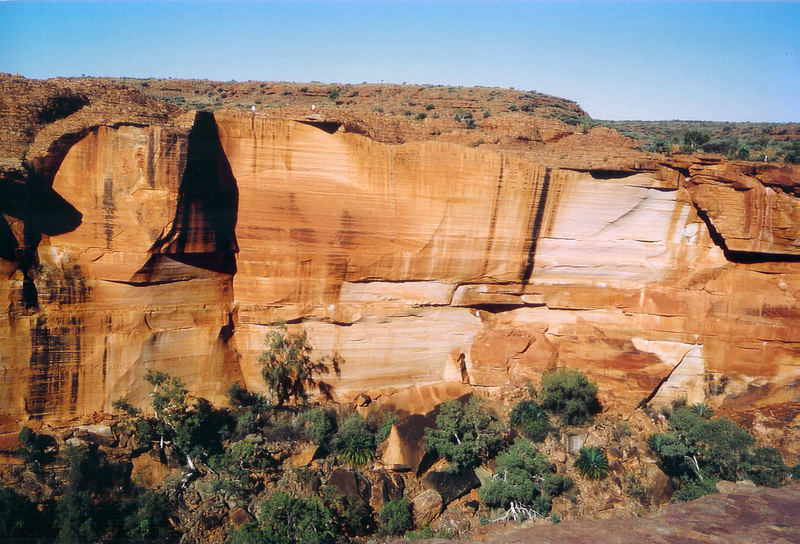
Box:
[102,174,116,249]
[150,111,239,275]
[520,167,552,284]
[482,158,505,276]
[26,315,83,417]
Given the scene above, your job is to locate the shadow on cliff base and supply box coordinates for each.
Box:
[137,111,239,281]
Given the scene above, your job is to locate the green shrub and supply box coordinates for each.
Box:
[647,405,790,501]
[0,485,41,539]
[406,525,435,540]
[415,112,427,120]
[672,479,718,502]
[792,462,800,480]
[509,400,551,442]
[479,439,569,516]
[690,403,713,419]
[328,89,340,101]
[747,447,790,488]
[56,491,102,544]
[379,498,413,536]
[232,492,337,544]
[375,412,398,444]
[539,369,601,425]
[574,446,609,480]
[300,407,336,444]
[16,426,52,465]
[122,490,173,542]
[423,395,504,473]
[333,414,375,467]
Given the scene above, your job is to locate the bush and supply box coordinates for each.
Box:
[406,525,435,540]
[328,89,340,101]
[423,395,504,473]
[648,405,790,501]
[747,447,790,488]
[333,414,375,467]
[509,400,551,442]
[539,369,601,425]
[379,498,413,536]
[56,491,102,544]
[415,112,427,120]
[479,439,570,517]
[16,426,51,466]
[375,412,398,444]
[300,407,336,444]
[672,479,718,502]
[122,490,173,542]
[0,485,41,539]
[574,447,609,480]
[232,492,337,544]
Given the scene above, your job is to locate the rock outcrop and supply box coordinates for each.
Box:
[1,75,798,423]
[447,483,800,544]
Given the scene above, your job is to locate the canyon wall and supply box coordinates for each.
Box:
[1,88,799,420]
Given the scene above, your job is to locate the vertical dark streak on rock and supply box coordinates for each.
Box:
[69,371,79,411]
[482,157,504,275]
[521,167,551,285]
[102,174,115,249]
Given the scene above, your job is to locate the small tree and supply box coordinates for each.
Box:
[539,368,601,426]
[423,395,504,473]
[379,498,413,536]
[258,492,337,544]
[683,130,710,152]
[479,439,569,516]
[259,324,341,407]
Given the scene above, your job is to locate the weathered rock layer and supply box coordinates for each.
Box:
[1,77,798,421]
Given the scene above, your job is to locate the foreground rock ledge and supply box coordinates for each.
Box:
[423,484,800,544]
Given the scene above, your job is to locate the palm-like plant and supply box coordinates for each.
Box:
[574,446,609,480]
[333,415,376,468]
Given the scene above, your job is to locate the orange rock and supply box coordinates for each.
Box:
[1,75,798,422]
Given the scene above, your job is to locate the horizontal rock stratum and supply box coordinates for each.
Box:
[1,75,799,421]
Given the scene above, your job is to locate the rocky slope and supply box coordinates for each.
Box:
[0,74,798,440]
[429,483,800,544]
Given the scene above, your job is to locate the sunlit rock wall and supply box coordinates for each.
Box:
[1,107,798,420]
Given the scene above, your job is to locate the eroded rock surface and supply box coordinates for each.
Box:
[1,75,798,423]
[448,484,800,544]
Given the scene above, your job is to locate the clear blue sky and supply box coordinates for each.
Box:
[1,1,798,121]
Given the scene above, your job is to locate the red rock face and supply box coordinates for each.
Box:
[1,82,798,420]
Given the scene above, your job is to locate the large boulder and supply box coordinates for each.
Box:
[420,468,480,505]
[411,489,443,527]
[379,413,435,472]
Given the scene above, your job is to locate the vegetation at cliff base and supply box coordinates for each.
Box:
[423,395,504,473]
[479,438,572,517]
[539,368,601,426]
[574,446,610,480]
[647,402,793,502]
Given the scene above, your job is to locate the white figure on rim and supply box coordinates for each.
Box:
[251,105,256,113]
[311,104,316,113]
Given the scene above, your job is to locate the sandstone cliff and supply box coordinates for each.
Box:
[1,75,798,430]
